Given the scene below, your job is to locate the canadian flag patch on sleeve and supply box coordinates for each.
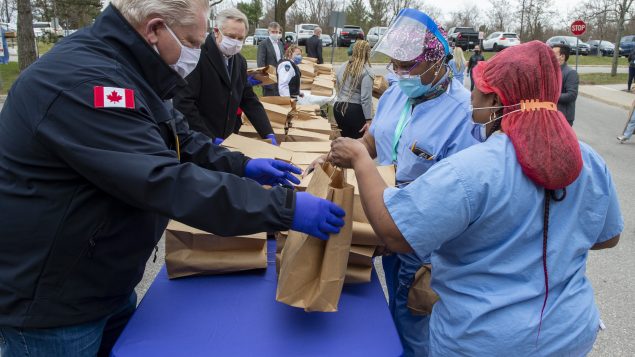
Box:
[94,86,135,109]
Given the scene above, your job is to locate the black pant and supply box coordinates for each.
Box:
[628,67,635,90]
[333,102,366,139]
[262,84,279,96]
[470,72,476,91]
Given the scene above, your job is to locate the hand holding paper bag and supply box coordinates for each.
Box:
[244,158,302,186]
[291,192,346,240]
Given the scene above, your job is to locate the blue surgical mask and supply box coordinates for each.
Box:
[293,55,302,64]
[398,77,433,98]
[468,103,522,142]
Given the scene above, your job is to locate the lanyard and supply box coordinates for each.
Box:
[392,99,413,162]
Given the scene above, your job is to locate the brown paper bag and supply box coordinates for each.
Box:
[407,264,440,315]
[303,57,318,63]
[165,221,267,279]
[344,264,373,284]
[283,128,330,142]
[276,163,354,312]
[247,65,278,86]
[373,76,389,98]
[221,134,293,162]
[280,141,331,153]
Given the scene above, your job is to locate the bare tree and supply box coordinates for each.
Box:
[1,0,17,23]
[611,0,635,75]
[448,3,481,28]
[488,0,514,31]
[368,0,389,27]
[516,0,555,41]
[17,0,37,70]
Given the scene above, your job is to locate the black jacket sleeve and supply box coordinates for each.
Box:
[317,39,323,64]
[36,81,295,236]
[257,41,267,67]
[238,57,274,138]
[169,103,249,174]
[173,64,216,140]
[559,68,579,105]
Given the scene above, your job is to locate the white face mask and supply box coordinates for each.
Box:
[270,33,281,42]
[468,104,522,142]
[218,31,243,57]
[162,25,201,79]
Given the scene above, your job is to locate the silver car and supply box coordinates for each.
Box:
[321,34,333,47]
[367,26,387,47]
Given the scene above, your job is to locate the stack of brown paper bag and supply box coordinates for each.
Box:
[247,65,278,86]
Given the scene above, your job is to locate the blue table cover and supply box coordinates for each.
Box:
[111,240,403,356]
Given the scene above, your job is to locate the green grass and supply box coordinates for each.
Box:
[579,73,628,85]
[480,49,628,66]
[0,62,20,95]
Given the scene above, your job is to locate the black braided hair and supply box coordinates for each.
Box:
[536,188,567,344]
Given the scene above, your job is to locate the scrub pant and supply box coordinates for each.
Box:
[390,258,431,357]
[0,293,136,357]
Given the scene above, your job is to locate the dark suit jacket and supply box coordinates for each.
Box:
[257,38,284,67]
[305,35,323,64]
[174,34,273,140]
[558,63,579,125]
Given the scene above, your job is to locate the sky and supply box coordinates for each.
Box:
[432,0,583,23]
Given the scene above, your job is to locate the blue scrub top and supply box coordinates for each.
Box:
[370,79,478,274]
[384,133,623,356]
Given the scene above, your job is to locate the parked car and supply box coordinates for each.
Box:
[295,23,318,45]
[448,26,479,50]
[482,32,520,51]
[545,36,590,55]
[321,34,332,47]
[253,28,268,45]
[33,21,64,38]
[587,40,615,56]
[367,26,387,47]
[245,35,254,46]
[336,25,364,47]
[619,35,635,56]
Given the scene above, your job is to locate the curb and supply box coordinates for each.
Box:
[579,91,631,110]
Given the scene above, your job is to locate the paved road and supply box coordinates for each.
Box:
[132,95,634,355]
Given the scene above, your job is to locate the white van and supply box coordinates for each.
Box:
[295,23,318,45]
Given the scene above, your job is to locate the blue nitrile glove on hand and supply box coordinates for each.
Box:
[213,137,224,145]
[244,159,302,187]
[247,75,262,86]
[266,133,278,146]
[291,192,346,240]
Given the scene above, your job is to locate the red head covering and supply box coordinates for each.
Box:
[472,41,582,190]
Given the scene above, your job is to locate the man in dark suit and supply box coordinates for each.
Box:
[305,27,323,64]
[552,44,579,126]
[257,22,284,96]
[174,8,275,144]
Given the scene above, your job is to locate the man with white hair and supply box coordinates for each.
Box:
[0,1,346,355]
[175,8,276,143]
[305,26,324,64]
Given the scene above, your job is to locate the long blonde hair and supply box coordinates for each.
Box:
[453,46,466,72]
[337,40,371,114]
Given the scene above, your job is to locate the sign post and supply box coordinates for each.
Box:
[329,11,346,64]
[570,20,587,71]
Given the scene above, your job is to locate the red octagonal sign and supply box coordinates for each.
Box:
[571,20,586,36]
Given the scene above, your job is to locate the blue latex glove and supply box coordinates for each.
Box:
[247,75,262,86]
[266,133,278,146]
[291,192,346,240]
[213,137,224,145]
[244,159,302,187]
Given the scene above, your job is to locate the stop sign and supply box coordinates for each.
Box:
[571,20,586,36]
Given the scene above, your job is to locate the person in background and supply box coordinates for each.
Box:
[467,45,485,90]
[334,41,374,139]
[627,47,635,91]
[328,40,622,356]
[305,26,323,64]
[552,44,579,126]
[174,8,277,145]
[283,34,294,51]
[0,1,346,355]
[617,99,635,143]
[277,45,303,97]
[257,21,284,96]
[448,46,466,85]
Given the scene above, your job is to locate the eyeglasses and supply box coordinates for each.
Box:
[386,60,422,77]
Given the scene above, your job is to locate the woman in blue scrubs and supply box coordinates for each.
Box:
[340,9,478,356]
[328,41,623,356]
